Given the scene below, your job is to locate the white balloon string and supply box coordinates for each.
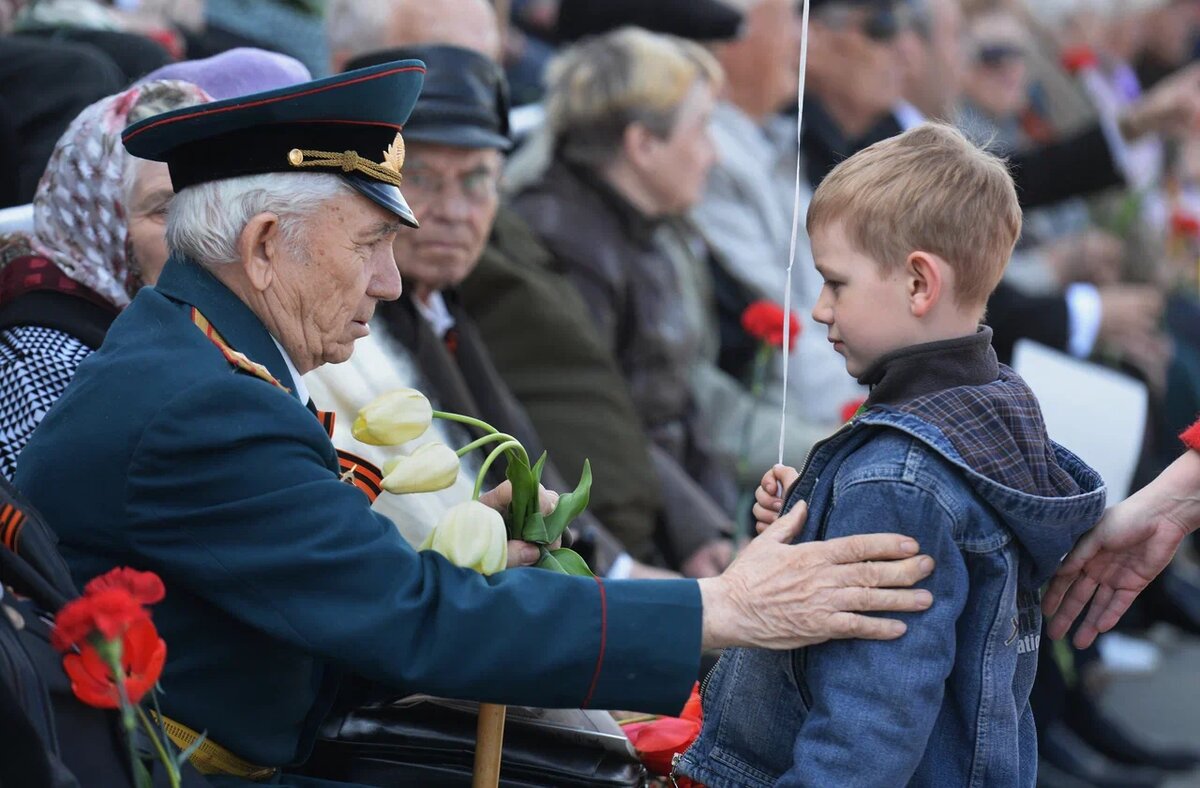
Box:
[779,0,811,466]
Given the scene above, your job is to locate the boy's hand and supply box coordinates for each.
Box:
[753,464,800,533]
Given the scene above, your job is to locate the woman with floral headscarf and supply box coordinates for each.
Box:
[0,80,210,479]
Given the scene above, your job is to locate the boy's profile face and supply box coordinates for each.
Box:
[810,220,919,378]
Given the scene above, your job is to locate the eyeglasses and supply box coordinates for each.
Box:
[818,2,904,43]
[976,43,1027,67]
[402,166,499,204]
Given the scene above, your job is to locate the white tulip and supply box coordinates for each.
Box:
[352,388,433,446]
[381,443,461,494]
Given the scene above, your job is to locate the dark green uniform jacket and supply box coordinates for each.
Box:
[15,256,702,782]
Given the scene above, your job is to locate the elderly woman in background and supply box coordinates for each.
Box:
[0,79,210,479]
[510,29,739,574]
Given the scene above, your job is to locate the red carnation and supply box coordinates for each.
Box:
[1171,210,1200,238]
[84,567,165,606]
[63,618,166,708]
[741,300,801,351]
[51,590,151,652]
[1060,46,1099,74]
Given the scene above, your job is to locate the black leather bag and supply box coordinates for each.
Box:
[301,695,647,787]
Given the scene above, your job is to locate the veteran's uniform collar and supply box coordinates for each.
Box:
[154,255,302,402]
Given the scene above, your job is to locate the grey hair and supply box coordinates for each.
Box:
[166,173,354,267]
[326,0,396,61]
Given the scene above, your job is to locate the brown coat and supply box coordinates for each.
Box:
[461,205,728,567]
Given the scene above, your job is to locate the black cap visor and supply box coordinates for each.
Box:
[344,175,418,228]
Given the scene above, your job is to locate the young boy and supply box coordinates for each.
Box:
[676,123,1106,787]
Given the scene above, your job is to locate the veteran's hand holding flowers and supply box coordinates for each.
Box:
[353,388,583,573]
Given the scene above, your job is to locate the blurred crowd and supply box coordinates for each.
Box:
[6,0,1200,785]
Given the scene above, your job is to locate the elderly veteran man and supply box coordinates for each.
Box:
[15,62,934,786]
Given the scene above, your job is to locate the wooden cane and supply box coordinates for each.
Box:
[472,702,507,788]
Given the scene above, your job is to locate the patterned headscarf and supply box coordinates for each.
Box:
[29,80,210,309]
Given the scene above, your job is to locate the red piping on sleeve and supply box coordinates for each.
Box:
[581,576,608,709]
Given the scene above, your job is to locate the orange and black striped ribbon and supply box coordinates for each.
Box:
[190,308,290,392]
[0,503,26,552]
[189,307,384,504]
[306,404,384,504]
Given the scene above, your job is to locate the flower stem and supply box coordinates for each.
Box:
[457,432,519,458]
[473,440,525,500]
[433,410,499,435]
[97,638,146,788]
[137,706,181,788]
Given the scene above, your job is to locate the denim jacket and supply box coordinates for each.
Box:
[678,330,1106,788]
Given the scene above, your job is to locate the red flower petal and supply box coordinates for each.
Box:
[741,300,802,350]
[122,619,166,704]
[64,647,121,709]
[62,619,166,709]
[51,590,149,652]
[84,567,165,606]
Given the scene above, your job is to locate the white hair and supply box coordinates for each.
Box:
[167,172,353,267]
[326,0,397,61]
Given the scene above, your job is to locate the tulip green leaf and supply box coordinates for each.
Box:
[531,451,548,484]
[522,511,551,544]
[543,460,592,544]
[550,547,594,577]
[535,547,567,573]
[505,450,537,538]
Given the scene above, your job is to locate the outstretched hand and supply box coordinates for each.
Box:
[1043,500,1189,648]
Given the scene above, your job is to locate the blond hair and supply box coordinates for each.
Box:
[807,122,1021,306]
[544,27,723,168]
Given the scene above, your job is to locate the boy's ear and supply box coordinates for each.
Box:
[906,250,945,318]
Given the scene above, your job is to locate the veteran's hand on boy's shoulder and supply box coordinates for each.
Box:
[699,500,936,652]
[753,464,801,532]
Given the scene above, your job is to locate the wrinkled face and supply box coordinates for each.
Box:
[810,220,913,378]
[275,192,403,369]
[125,159,174,286]
[637,81,718,215]
[391,143,501,295]
[812,3,905,123]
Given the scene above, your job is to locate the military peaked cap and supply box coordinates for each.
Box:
[121,59,427,227]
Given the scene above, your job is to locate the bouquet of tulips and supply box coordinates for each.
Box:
[352,388,594,576]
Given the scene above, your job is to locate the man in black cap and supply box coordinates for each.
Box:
[554,0,745,43]
[13,58,935,785]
